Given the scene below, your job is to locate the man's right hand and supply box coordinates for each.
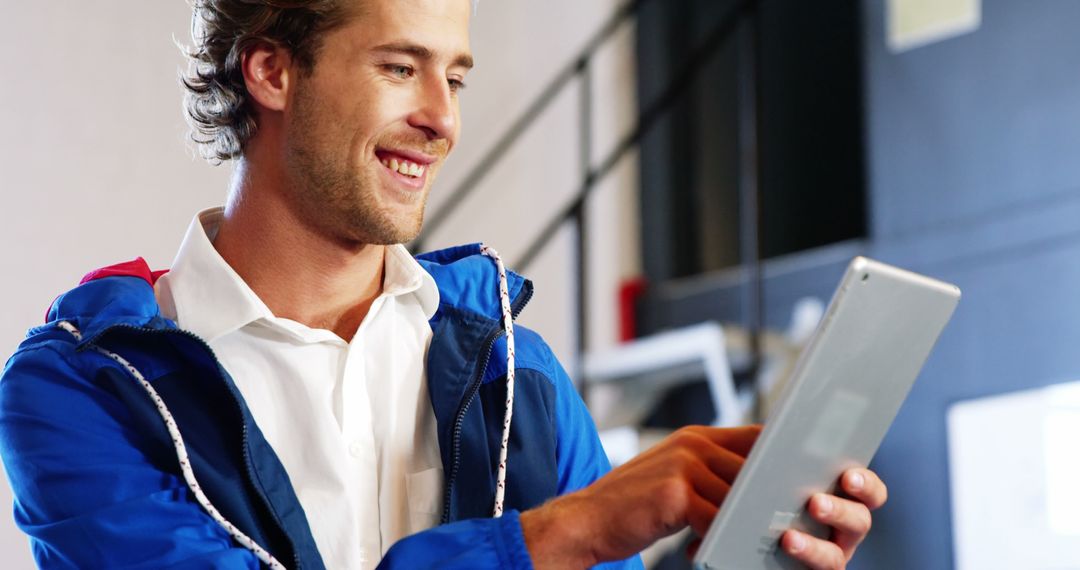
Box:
[520,424,762,569]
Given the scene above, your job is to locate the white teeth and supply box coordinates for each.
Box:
[381,155,426,178]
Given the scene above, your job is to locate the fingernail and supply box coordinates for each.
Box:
[816,495,833,517]
[788,532,806,554]
[849,471,865,491]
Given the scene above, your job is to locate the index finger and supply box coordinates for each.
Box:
[684,424,763,458]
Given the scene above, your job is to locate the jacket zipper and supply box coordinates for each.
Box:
[82,324,303,570]
[440,285,534,524]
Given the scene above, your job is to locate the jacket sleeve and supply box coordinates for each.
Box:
[0,342,262,569]
[547,345,645,570]
[378,509,532,569]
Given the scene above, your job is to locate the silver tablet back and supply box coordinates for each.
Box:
[694,257,960,570]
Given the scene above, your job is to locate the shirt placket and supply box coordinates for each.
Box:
[341,315,382,569]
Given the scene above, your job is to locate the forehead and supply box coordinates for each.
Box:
[339,0,472,55]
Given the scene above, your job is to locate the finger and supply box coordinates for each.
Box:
[684,492,720,538]
[782,530,846,570]
[667,428,750,483]
[687,424,763,457]
[807,493,871,556]
[698,442,746,484]
[840,468,888,510]
[688,461,733,507]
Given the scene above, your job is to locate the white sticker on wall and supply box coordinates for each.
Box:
[886,0,981,53]
[948,382,1080,569]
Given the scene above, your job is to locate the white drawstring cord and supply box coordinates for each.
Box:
[56,321,287,570]
[480,246,516,519]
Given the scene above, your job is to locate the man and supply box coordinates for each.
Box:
[0,0,886,568]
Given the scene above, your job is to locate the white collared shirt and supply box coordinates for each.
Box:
[155,208,444,570]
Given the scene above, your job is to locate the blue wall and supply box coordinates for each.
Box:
[854,0,1080,567]
[644,1,1080,567]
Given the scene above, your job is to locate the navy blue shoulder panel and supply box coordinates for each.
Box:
[483,368,559,511]
[450,368,559,521]
[432,315,562,521]
[425,305,503,480]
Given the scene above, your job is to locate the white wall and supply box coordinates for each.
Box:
[0,3,231,565]
[0,1,640,565]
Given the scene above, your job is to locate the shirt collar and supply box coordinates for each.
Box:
[157,207,273,343]
[159,207,440,343]
[384,238,441,320]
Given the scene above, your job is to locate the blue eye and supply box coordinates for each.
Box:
[386,64,414,79]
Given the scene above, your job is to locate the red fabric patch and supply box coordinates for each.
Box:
[47,259,170,323]
[79,258,169,286]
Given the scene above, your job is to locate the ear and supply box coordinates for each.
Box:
[241,42,293,113]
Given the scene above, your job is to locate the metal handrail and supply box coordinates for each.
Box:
[411,0,647,253]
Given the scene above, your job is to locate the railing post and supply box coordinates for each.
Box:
[575,57,594,403]
[737,3,765,390]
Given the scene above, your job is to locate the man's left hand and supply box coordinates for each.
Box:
[780,468,888,570]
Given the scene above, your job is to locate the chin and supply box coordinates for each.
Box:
[344,214,423,246]
[391,220,424,245]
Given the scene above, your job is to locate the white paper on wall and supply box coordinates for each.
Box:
[886,0,981,53]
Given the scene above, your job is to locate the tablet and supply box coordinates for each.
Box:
[693,257,960,570]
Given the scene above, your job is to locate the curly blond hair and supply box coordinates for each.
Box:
[181,0,349,162]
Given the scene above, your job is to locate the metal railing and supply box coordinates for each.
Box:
[412,0,765,392]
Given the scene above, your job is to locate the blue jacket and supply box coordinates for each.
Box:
[0,244,643,569]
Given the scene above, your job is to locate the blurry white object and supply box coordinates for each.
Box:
[887,0,980,53]
[786,297,824,345]
[597,426,640,468]
[948,382,1080,570]
[751,298,824,418]
[583,322,742,428]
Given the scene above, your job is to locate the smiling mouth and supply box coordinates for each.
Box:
[380,156,426,178]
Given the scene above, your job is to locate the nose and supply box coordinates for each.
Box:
[408,75,458,143]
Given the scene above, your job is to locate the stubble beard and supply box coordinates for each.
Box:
[284,86,429,246]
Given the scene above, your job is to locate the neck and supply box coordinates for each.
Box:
[213,159,385,342]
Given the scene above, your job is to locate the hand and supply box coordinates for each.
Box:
[780,468,888,570]
[520,425,762,569]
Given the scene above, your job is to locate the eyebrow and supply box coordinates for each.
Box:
[371,42,474,70]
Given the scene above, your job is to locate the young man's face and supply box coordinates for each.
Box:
[283,0,472,245]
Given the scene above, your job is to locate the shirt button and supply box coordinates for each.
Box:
[348,440,363,458]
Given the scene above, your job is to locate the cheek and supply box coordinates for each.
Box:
[350,98,402,148]
[441,112,462,155]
